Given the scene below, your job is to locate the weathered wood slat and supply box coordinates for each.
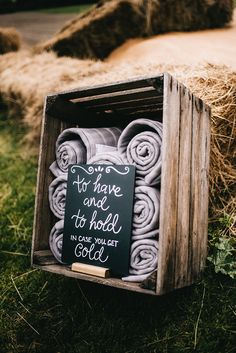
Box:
[191,98,211,277]
[190,96,202,282]
[199,105,210,271]
[109,103,163,115]
[157,73,181,295]
[175,85,192,288]
[71,87,160,107]
[32,263,156,295]
[32,105,61,256]
[188,96,210,282]
[55,75,164,100]
[74,96,163,111]
[33,250,57,265]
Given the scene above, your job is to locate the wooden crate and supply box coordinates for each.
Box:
[31,73,211,296]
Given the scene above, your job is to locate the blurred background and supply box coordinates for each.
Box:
[0,0,96,13]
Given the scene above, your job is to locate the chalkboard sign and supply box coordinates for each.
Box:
[62,164,136,276]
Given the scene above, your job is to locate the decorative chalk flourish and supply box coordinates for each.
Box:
[105,166,130,175]
[71,165,130,176]
[71,165,95,175]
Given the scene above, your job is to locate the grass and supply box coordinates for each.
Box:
[0,109,235,353]
[37,4,93,14]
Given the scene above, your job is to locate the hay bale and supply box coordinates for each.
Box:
[36,0,233,59]
[0,52,235,221]
[0,51,104,143]
[0,27,21,55]
[35,0,146,59]
[145,0,234,33]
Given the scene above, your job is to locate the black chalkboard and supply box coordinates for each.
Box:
[62,164,136,276]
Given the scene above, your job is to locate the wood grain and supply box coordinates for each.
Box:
[31,102,61,259]
[71,263,110,278]
[33,250,57,265]
[190,97,210,279]
[157,73,181,295]
[55,75,164,101]
[199,105,210,271]
[71,86,159,105]
[32,263,156,295]
[174,85,192,288]
[73,95,163,110]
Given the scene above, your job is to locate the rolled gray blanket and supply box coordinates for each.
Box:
[49,220,64,264]
[50,127,122,176]
[88,150,124,165]
[132,186,160,240]
[48,175,67,219]
[95,144,117,154]
[122,239,158,282]
[118,119,162,186]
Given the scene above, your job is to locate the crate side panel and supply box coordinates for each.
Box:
[189,97,210,280]
[157,73,181,294]
[174,85,193,288]
[32,114,62,254]
[33,116,79,255]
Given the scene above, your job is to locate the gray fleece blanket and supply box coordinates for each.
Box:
[118,119,162,186]
[48,175,67,219]
[49,220,64,264]
[132,186,160,240]
[89,147,160,283]
[50,127,122,176]
[88,150,124,165]
[122,239,158,282]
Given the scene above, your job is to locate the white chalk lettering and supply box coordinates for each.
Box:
[107,239,119,247]
[89,210,122,234]
[73,175,91,193]
[83,195,109,211]
[78,236,92,243]
[71,209,87,228]
[74,243,109,263]
[93,173,123,197]
[70,235,77,241]
[94,237,107,246]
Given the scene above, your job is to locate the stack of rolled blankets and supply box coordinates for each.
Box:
[48,119,162,283]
